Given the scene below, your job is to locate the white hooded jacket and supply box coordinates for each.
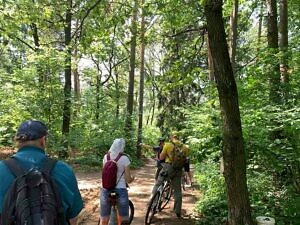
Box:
[102,138,130,189]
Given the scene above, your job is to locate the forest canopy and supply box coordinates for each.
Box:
[0,0,299,224]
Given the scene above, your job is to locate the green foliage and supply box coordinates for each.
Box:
[195,159,227,225]
[141,125,162,148]
[182,100,222,160]
[241,105,300,224]
[247,169,300,225]
[0,0,300,222]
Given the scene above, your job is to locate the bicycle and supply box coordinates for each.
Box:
[181,170,188,191]
[145,175,172,225]
[98,191,134,225]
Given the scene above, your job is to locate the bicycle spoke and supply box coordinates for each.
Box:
[145,192,160,225]
[159,182,172,211]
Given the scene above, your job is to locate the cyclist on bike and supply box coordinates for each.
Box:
[100,138,135,225]
[151,133,189,218]
[140,137,165,179]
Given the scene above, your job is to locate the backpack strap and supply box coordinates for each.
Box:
[107,153,111,161]
[42,158,57,175]
[115,153,125,185]
[3,157,25,177]
[107,152,123,162]
[41,158,65,225]
[3,157,57,177]
[116,170,125,186]
[114,153,123,162]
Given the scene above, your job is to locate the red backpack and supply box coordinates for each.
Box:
[102,153,123,190]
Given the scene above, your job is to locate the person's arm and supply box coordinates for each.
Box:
[53,162,83,225]
[124,165,135,183]
[140,143,153,151]
[69,216,78,225]
[159,146,167,161]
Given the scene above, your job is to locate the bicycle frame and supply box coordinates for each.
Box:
[98,191,134,225]
[109,205,121,225]
[109,196,134,225]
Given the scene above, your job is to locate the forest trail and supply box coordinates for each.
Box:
[77,158,201,225]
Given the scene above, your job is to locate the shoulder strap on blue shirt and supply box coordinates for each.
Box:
[3,157,24,177]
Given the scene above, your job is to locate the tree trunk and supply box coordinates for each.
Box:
[150,88,156,125]
[61,1,72,158]
[137,0,145,158]
[257,1,263,57]
[229,0,239,74]
[124,0,138,137]
[279,0,289,100]
[115,68,120,119]
[96,69,101,120]
[207,35,215,81]
[204,1,254,225]
[30,23,45,86]
[266,0,281,104]
[73,43,81,100]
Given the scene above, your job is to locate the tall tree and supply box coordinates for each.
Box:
[229,0,239,74]
[279,0,289,99]
[204,1,254,225]
[61,0,102,156]
[207,35,215,81]
[257,0,264,56]
[73,39,81,100]
[266,0,281,104]
[61,0,72,158]
[137,0,146,157]
[30,22,44,85]
[124,0,138,137]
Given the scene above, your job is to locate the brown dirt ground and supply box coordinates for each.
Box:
[0,148,201,224]
[76,158,201,225]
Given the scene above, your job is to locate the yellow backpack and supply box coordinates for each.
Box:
[171,142,187,169]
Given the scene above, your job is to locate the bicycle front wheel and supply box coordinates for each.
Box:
[145,191,160,225]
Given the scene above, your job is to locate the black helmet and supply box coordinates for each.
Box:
[158,137,165,142]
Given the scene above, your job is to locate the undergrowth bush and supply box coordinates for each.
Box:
[195,158,227,225]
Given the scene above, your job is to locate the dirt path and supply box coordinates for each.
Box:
[76,158,200,225]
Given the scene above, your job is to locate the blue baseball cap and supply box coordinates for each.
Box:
[15,120,48,142]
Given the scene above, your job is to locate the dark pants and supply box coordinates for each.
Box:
[152,163,182,214]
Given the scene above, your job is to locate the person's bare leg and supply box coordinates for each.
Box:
[120,220,130,225]
[100,217,109,225]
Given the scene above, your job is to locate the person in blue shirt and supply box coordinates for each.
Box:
[0,120,83,225]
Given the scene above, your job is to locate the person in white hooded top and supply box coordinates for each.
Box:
[100,138,134,225]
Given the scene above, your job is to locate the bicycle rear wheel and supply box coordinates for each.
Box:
[109,207,118,225]
[145,191,160,225]
[128,200,134,224]
[159,182,172,211]
[109,200,134,225]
